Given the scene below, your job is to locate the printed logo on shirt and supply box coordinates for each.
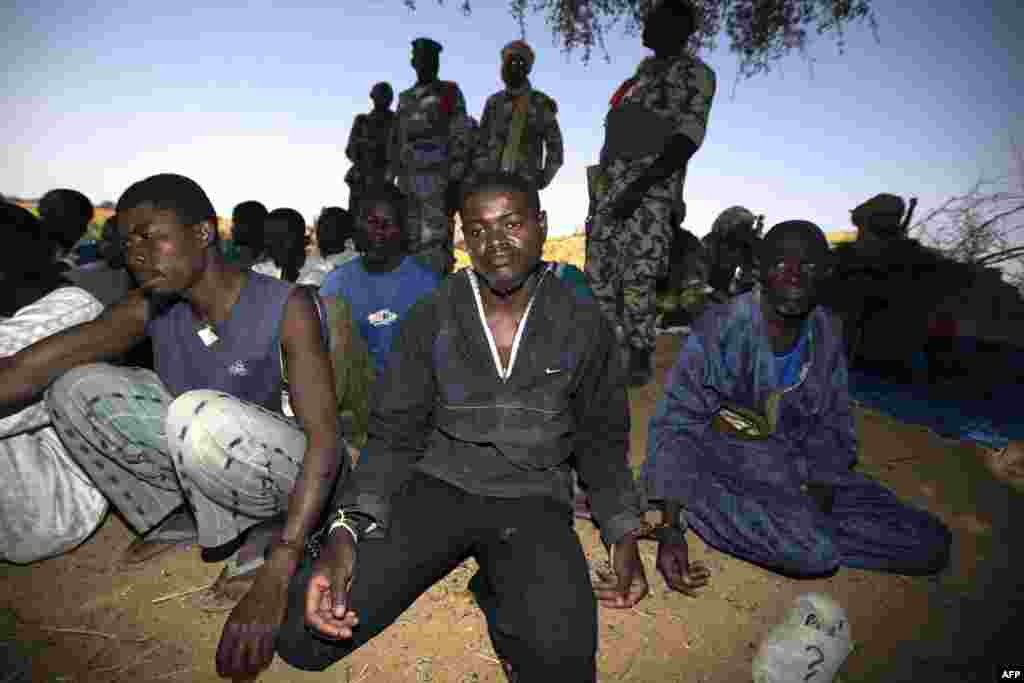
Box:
[367,309,399,328]
[228,360,250,377]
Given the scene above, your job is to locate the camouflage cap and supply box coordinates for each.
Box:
[501,40,535,70]
[852,193,905,221]
[711,206,757,240]
[411,37,443,55]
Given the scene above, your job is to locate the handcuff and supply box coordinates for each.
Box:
[311,509,379,556]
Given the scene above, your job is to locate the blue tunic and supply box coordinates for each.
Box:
[643,287,950,576]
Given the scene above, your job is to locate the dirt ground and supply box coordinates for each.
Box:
[2,333,1021,683]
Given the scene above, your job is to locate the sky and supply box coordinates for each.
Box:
[3,0,1022,245]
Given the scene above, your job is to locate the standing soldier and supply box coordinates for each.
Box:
[471,40,564,191]
[345,82,396,217]
[585,0,715,386]
[390,37,471,277]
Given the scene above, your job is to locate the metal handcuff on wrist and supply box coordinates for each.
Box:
[306,509,378,559]
[631,509,690,545]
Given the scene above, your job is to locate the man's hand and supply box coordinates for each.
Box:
[214,552,295,680]
[304,532,360,641]
[655,530,710,597]
[593,535,649,609]
[609,185,647,222]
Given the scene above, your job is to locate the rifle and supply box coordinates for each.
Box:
[900,197,918,234]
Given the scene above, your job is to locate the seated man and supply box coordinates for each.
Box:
[1,203,108,564]
[253,208,309,282]
[0,174,346,677]
[38,188,94,271]
[319,184,441,377]
[223,199,268,269]
[275,173,650,681]
[703,205,761,302]
[63,213,137,307]
[643,220,951,579]
[63,213,154,370]
[298,207,360,287]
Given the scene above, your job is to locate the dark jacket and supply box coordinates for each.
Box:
[337,264,644,545]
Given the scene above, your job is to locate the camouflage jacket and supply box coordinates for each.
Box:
[599,53,716,206]
[345,110,396,188]
[389,79,471,183]
[471,82,564,189]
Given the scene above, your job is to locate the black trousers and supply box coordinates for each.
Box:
[276,472,598,679]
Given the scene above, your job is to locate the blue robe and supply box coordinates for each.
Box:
[642,288,950,576]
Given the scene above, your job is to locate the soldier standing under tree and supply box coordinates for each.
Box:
[345,83,396,217]
[585,0,716,386]
[390,38,471,278]
[471,40,564,191]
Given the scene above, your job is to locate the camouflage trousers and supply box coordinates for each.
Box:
[585,196,673,353]
[398,171,455,277]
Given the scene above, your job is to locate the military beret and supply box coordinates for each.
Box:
[501,40,535,70]
[852,193,905,220]
[412,37,443,55]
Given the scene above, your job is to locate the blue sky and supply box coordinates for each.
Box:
[3,0,1022,243]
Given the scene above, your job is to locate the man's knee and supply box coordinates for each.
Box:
[275,623,349,673]
[777,532,842,577]
[45,362,121,417]
[511,606,596,678]
[165,389,234,469]
[907,512,953,575]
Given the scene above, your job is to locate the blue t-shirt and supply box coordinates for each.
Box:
[320,255,441,375]
[773,323,809,388]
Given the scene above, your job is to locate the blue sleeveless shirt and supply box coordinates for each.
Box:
[146,273,294,413]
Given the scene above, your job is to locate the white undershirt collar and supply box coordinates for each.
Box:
[467,264,552,382]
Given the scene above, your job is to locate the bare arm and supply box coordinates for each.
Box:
[540,97,564,189]
[471,96,495,175]
[268,288,342,576]
[0,290,149,415]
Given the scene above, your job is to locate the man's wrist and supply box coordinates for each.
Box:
[326,509,379,544]
[265,539,304,577]
[652,524,687,546]
[662,502,689,532]
[615,524,647,545]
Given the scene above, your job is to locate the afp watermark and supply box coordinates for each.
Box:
[996,668,1024,680]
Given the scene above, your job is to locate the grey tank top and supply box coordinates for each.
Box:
[146,272,294,413]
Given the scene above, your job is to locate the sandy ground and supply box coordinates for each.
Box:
[2,333,1021,683]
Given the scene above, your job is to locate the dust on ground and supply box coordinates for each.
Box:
[2,334,1021,683]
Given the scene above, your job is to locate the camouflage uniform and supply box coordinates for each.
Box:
[585,52,715,354]
[471,81,563,189]
[345,109,396,214]
[390,80,471,277]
